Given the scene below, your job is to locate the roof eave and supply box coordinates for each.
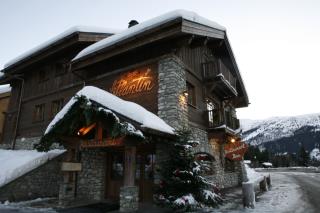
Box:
[2,31,112,74]
[71,19,227,71]
[223,35,249,107]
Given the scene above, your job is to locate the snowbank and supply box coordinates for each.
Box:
[72,9,225,62]
[0,84,11,94]
[245,164,264,183]
[0,149,65,187]
[45,86,174,135]
[4,26,120,68]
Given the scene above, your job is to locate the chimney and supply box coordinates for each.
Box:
[128,20,139,28]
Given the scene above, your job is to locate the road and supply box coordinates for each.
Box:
[274,170,320,213]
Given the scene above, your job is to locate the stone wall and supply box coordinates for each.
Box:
[189,124,213,155]
[158,56,188,130]
[0,154,64,202]
[0,137,64,150]
[77,149,106,201]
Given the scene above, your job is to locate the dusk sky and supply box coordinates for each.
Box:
[0,0,319,120]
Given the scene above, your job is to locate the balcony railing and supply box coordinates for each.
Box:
[207,109,240,130]
[202,60,237,90]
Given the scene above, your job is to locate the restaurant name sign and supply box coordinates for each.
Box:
[81,138,124,148]
[110,68,154,97]
[224,140,248,161]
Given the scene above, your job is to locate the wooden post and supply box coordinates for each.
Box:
[124,146,136,186]
[242,182,255,208]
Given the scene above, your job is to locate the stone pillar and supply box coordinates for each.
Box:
[120,146,139,212]
[120,186,139,212]
[158,56,188,130]
[77,149,106,201]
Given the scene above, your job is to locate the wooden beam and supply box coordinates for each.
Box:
[124,146,136,187]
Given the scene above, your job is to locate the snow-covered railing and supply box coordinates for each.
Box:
[242,164,271,208]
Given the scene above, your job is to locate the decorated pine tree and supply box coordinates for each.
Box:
[155,130,222,211]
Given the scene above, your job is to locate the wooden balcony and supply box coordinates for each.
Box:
[206,109,240,131]
[202,61,238,98]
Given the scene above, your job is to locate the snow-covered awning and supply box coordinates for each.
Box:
[4,26,120,69]
[46,86,174,135]
[72,10,225,62]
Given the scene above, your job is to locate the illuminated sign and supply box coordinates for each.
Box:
[81,137,124,148]
[110,68,154,96]
[224,140,248,161]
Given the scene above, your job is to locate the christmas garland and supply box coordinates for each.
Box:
[35,95,144,151]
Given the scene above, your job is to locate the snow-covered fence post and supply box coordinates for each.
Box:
[266,174,271,187]
[259,177,268,192]
[242,182,255,208]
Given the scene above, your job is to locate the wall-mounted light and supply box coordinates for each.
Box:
[183,90,188,97]
[230,138,236,143]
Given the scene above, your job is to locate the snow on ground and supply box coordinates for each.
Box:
[4,26,120,69]
[0,198,57,213]
[215,172,310,213]
[45,86,174,135]
[0,149,65,187]
[72,9,225,62]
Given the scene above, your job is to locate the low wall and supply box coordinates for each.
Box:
[0,154,64,202]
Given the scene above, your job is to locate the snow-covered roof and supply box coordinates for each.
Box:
[262,162,273,166]
[0,84,11,94]
[72,10,226,62]
[46,86,174,135]
[4,26,120,69]
[0,149,65,187]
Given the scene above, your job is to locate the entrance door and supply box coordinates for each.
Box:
[106,151,124,201]
[136,153,155,202]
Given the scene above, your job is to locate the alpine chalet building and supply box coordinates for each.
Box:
[0,10,249,211]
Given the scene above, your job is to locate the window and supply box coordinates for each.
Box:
[51,99,64,118]
[111,153,124,180]
[33,104,45,122]
[38,69,48,82]
[187,82,196,106]
[55,62,68,76]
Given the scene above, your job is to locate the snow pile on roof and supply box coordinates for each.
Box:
[72,10,225,62]
[310,148,320,161]
[4,26,120,69]
[46,86,174,135]
[0,84,11,94]
[0,149,65,187]
[245,164,264,183]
